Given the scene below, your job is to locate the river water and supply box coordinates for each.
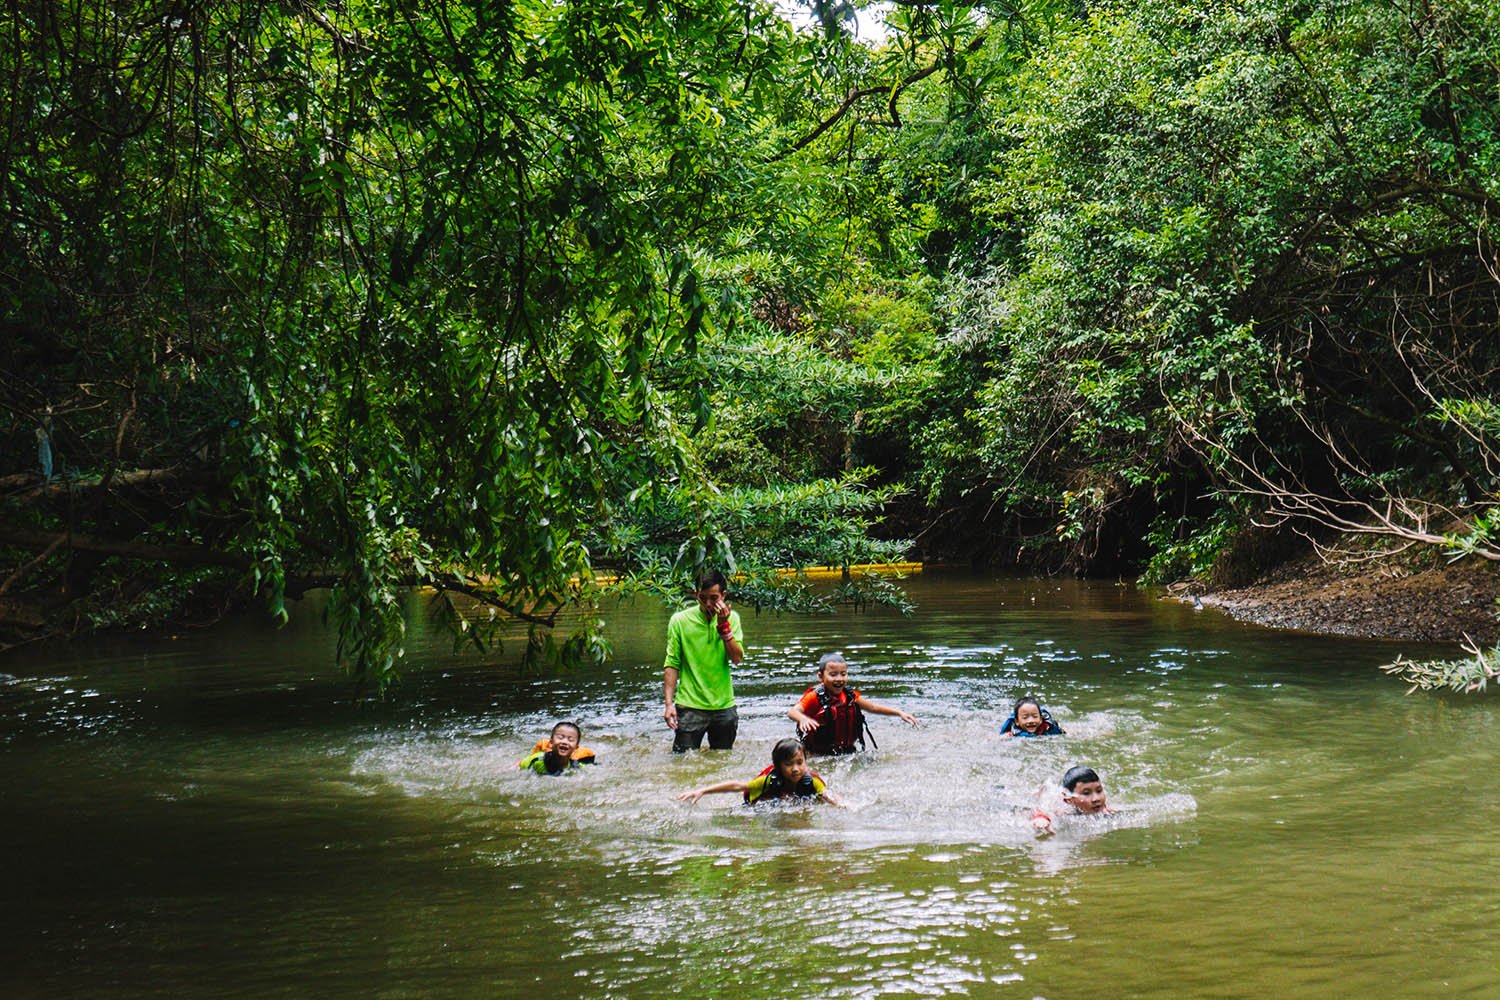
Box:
[2,574,1496,997]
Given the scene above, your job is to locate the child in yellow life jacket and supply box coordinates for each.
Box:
[518,720,597,776]
[676,738,840,806]
[788,652,918,755]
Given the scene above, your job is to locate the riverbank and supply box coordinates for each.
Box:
[1172,550,1500,644]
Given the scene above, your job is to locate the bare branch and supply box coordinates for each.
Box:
[0,525,251,569]
[768,38,981,161]
[1,467,197,501]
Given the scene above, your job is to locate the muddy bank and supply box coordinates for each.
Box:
[1171,553,1500,644]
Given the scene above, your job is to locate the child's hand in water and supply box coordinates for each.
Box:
[677,789,705,804]
[1031,813,1054,836]
[897,710,918,727]
[797,717,820,734]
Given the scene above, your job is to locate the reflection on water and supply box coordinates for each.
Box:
[2,574,1498,997]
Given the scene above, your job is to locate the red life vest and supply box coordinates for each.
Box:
[800,684,869,755]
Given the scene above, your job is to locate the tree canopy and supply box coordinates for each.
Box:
[5,0,1500,689]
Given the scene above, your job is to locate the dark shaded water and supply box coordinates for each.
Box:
[2,574,1497,997]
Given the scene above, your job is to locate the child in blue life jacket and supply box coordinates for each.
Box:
[518,720,597,776]
[788,652,918,755]
[676,737,841,806]
[999,696,1064,738]
[1031,765,1113,834]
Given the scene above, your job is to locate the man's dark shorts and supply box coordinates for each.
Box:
[672,706,738,752]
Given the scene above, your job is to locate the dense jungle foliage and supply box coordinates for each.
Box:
[4,0,1499,688]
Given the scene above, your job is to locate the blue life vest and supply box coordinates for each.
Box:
[999,709,1064,737]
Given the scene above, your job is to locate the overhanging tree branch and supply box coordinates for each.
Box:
[768,39,981,161]
[0,525,569,628]
[0,525,251,569]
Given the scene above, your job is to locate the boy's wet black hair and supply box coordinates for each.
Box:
[551,720,581,739]
[771,737,805,766]
[1062,766,1100,791]
[1013,696,1043,716]
[695,569,729,593]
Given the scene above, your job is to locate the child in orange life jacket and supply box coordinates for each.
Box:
[1031,765,1113,834]
[518,721,596,776]
[999,696,1065,738]
[788,652,918,755]
[676,737,841,806]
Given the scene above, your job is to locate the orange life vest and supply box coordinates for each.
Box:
[518,737,597,767]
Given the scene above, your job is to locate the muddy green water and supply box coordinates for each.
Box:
[2,574,1497,998]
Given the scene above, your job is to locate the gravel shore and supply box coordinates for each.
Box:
[1172,552,1500,644]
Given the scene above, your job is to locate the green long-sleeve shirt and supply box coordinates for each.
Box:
[663,605,743,710]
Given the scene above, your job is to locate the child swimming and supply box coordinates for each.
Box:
[1031,765,1112,834]
[999,696,1064,738]
[518,721,596,775]
[788,652,918,755]
[677,737,841,806]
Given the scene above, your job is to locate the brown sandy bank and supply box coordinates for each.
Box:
[1169,552,1500,644]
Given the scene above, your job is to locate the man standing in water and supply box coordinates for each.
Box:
[663,569,744,752]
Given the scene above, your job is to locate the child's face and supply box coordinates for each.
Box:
[1064,780,1108,814]
[1015,703,1045,733]
[775,750,809,785]
[551,726,579,757]
[819,661,849,691]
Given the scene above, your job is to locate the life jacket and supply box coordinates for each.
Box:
[519,737,597,768]
[800,684,875,754]
[999,708,1064,738]
[743,764,826,804]
[520,750,575,775]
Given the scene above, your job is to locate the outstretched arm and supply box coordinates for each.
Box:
[789,703,820,734]
[1030,785,1054,834]
[677,780,749,804]
[855,695,917,727]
